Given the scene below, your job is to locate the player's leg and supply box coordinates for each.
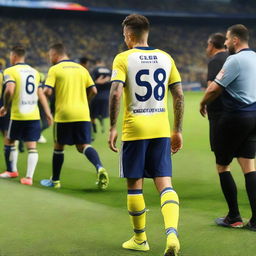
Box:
[20,141,38,185]
[20,120,41,185]
[122,178,149,251]
[121,140,149,251]
[238,155,256,231]
[0,120,19,178]
[214,114,244,228]
[40,142,64,188]
[215,164,243,227]
[154,177,180,256]
[0,137,18,178]
[41,123,64,188]
[75,121,109,189]
[146,138,179,256]
[76,143,108,190]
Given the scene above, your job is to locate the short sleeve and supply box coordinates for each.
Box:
[45,67,56,88]
[84,69,95,88]
[168,58,181,86]
[3,68,15,85]
[111,54,126,83]
[214,56,239,88]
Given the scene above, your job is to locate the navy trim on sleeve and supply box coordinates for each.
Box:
[44,85,54,89]
[4,80,16,86]
[111,80,125,84]
[87,84,95,89]
[214,80,225,88]
[168,81,181,87]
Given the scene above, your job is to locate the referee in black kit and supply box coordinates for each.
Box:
[206,33,228,151]
[200,24,256,231]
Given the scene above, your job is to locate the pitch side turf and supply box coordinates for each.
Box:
[0,92,255,256]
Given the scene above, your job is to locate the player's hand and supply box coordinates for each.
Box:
[200,102,207,117]
[46,113,54,126]
[108,127,118,152]
[0,106,7,117]
[171,132,183,154]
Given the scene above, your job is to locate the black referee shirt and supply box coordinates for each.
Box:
[207,51,228,119]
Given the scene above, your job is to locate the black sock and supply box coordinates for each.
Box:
[245,171,256,224]
[219,172,240,218]
[52,150,64,181]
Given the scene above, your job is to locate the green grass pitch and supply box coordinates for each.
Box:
[0,92,255,256]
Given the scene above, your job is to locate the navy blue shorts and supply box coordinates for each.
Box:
[90,98,109,119]
[0,114,10,133]
[7,120,41,142]
[54,121,91,145]
[120,138,172,178]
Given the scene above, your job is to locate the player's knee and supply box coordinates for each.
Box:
[78,144,92,153]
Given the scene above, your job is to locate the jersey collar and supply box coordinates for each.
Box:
[237,48,252,53]
[14,62,27,66]
[57,59,76,64]
[134,46,155,50]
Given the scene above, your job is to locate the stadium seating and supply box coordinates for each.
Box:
[0,17,255,86]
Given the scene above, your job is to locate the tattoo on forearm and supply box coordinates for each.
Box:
[109,82,123,127]
[170,84,184,132]
[4,91,11,109]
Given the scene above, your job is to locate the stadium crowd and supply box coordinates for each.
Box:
[78,0,256,15]
[0,16,256,86]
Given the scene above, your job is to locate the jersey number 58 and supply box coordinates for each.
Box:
[135,68,166,102]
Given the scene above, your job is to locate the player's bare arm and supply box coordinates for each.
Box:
[38,87,53,126]
[170,82,184,154]
[200,81,223,117]
[43,86,53,97]
[0,82,15,116]
[86,86,97,103]
[108,81,123,152]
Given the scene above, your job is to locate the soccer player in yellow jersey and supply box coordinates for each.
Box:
[108,14,184,256]
[0,45,53,185]
[40,43,109,190]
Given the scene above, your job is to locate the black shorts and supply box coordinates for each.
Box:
[90,98,109,119]
[214,112,256,165]
[54,121,91,145]
[209,113,222,152]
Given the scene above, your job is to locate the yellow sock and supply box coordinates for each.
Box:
[127,190,147,242]
[160,187,179,236]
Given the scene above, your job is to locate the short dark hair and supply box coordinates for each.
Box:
[209,33,226,49]
[79,56,89,65]
[49,43,66,55]
[122,14,150,38]
[228,24,249,42]
[11,45,26,57]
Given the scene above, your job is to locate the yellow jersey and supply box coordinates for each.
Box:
[0,71,3,98]
[4,63,40,120]
[111,47,181,141]
[45,60,94,123]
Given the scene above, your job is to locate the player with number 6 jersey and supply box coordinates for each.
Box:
[0,45,53,185]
